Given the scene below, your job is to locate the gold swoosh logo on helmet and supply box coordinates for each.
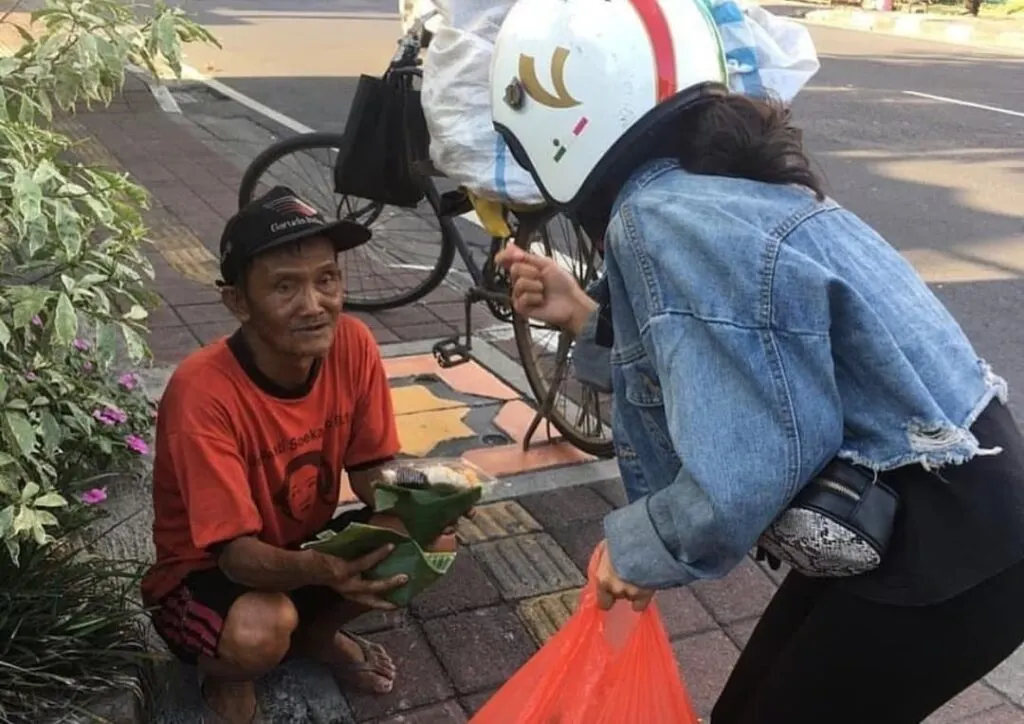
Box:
[518,47,581,109]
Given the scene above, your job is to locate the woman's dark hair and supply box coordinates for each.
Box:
[669,93,824,200]
[576,93,824,240]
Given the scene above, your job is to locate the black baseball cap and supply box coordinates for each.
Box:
[217,185,372,285]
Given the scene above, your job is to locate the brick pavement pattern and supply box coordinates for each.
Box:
[68,79,1024,723]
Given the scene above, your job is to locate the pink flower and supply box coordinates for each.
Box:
[24,371,37,382]
[124,434,149,455]
[73,338,90,352]
[82,361,94,373]
[31,315,42,327]
[81,487,108,505]
[117,372,139,391]
[93,406,127,426]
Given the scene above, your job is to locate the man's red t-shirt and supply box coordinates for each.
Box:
[141,316,400,605]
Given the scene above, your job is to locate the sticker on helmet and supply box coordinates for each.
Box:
[553,116,589,162]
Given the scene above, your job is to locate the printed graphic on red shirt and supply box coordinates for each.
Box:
[141,317,399,604]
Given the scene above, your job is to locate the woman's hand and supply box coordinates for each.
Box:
[494,244,597,335]
[593,540,655,612]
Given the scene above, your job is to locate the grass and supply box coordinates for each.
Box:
[0,529,149,724]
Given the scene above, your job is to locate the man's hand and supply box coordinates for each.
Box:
[495,244,597,336]
[593,540,655,612]
[316,545,408,610]
[348,467,385,509]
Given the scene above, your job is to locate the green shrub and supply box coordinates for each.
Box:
[0,0,215,564]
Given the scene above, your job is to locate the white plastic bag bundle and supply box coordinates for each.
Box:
[713,0,820,103]
[419,0,544,205]
[420,0,821,206]
[435,0,509,32]
[400,0,443,36]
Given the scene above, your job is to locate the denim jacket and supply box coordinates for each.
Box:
[577,160,1007,590]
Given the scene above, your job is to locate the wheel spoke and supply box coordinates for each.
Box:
[239,134,452,311]
[513,212,614,458]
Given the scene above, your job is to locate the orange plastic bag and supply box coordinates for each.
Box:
[470,549,700,724]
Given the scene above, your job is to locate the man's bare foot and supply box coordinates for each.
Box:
[201,677,261,724]
[322,630,397,695]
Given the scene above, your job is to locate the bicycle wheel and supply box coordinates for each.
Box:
[238,132,455,312]
[512,211,615,459]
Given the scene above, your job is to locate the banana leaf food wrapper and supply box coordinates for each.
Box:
[303,458,488,606]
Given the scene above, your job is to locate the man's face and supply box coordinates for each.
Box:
[226,236,344,359]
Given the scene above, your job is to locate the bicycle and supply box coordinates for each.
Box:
[238,19,614,459]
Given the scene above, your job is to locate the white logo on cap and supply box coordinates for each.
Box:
[269,217,321,233]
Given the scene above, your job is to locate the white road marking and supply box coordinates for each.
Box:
[149,84,182,114]
[181,65,316,133]
[124,63,182,113]
[902,91,1024,120]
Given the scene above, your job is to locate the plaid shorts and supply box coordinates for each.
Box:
[150,507,371,664]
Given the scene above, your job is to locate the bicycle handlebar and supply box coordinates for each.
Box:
[390,16,428,67]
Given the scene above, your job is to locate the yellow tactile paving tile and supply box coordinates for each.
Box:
[46,117,220,289]
[517,589,583,645]
[146,219,220,286]
[455,500,542,544]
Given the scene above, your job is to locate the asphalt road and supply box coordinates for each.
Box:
[170,0,1024,415]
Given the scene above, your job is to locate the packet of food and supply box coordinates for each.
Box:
[301,458,489,606]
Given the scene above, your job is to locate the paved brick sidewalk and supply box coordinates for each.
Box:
[67,78,1024,724]
[148,482,1023,724]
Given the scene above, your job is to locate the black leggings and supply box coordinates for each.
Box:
[711,558,1024,724]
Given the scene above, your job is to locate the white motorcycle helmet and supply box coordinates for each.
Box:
[490,0,730,208]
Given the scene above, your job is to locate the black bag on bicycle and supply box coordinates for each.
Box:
[334,73,428,209]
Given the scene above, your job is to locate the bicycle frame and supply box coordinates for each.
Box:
[386,22,604,453]
[423,175,525,367]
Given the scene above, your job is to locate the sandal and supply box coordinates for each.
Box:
[328,629,397,695]
[199,678,265,724]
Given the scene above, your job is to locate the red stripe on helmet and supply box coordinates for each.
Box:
[627,0,677,102]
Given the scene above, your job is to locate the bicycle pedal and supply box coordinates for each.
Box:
[432,337,471,368]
